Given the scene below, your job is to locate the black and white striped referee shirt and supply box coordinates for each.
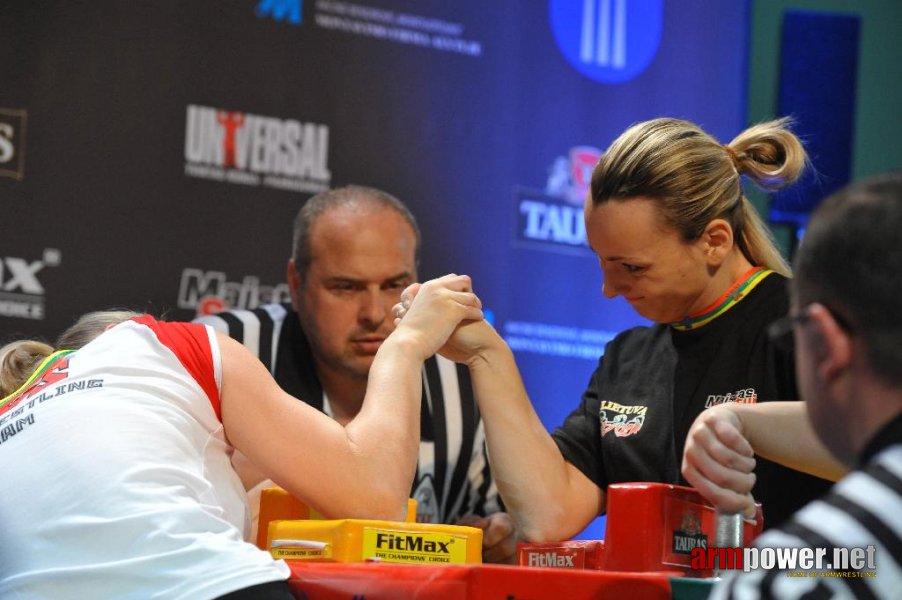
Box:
[712,413,902,599]
[196,302,502,525]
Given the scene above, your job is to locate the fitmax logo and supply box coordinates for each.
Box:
[0,249,61,320]
[375,533,451,554]
[527,552,576,567]
[256,0,302,25]
[548,0,662,84]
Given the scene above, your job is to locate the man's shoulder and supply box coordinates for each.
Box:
[192,303,292,332]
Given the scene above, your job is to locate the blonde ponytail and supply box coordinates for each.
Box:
[0,340,54,397]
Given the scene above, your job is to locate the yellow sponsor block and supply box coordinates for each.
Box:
[267,519,482,565]
[256,486,418,549]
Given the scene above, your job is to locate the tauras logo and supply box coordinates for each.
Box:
[512,147,600,255]
[375,532,451,554]
[183,104,331,193]
[673,511,707,555]
[526,551,576,567]
[0,249,61,320]
[513,193,590,256]
[673,532,708,555]
[178,268,290,316]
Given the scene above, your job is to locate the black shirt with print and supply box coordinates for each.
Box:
[552,274,833,529]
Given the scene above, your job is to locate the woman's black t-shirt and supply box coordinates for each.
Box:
[552,273,833,529]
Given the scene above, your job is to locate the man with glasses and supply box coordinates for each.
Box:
[683,172,902,597]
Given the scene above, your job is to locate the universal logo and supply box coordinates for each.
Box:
[183,104,331,194]
[0,108,27,180]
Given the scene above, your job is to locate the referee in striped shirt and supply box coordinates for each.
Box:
[684,173,902,598]
[197,185,516,563]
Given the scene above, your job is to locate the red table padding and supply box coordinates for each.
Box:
[287,561,673,599]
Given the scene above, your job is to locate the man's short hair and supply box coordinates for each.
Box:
[291,185,422,276]
[792,171,902,386]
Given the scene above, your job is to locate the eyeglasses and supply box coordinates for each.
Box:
[767,310,812,353]
[767,304,854,353]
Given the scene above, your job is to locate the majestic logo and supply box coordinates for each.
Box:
[183,104,331,193]
[256,0,302,25]
[177,267,291,316]
[0,107,27,180]
[705,387,758,409]
[513,146,601,254]
[599,400,645,437]
[673,511,708,555]
[0,249,61,320]
[548,0,663,84]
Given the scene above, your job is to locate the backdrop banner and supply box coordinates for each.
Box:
[2,0,749,538]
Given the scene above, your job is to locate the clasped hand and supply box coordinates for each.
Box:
[393,275,497,365]
[390,274,485,360]
[681,405,758,518]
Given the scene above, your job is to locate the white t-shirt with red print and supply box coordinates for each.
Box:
[0,316,289,599]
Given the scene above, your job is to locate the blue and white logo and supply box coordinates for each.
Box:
[256,0,302,25]
[549,0,662,84]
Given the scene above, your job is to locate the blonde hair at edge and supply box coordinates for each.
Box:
[590,117,808,277]
[0,310,140,397]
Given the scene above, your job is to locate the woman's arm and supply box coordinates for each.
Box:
[443,319,605,542]
[220,275,484,521]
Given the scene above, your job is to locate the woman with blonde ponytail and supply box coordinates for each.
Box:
[402,117,834,543]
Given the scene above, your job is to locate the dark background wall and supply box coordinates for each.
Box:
[2,1,897,539]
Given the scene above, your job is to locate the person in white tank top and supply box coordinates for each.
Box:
[0,274,482,600]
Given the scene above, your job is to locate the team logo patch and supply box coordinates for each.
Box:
[599,399,645,437]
